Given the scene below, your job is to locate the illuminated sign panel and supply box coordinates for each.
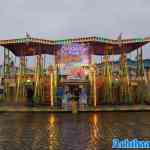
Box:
[56,43,90,79]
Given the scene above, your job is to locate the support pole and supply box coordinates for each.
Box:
[137,47,145,81]
[16,56,26,101]
[93,68,97,107]
[136,46,146,104]
[3,48,10,100]
[89,63,97,107]
[48,64,54,107]
[103,49,112,104]
[34,54,44,103]
[50,72,54,107]
[119,48,131,104]
[53,64,57,105]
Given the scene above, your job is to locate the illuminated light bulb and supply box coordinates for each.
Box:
[26,79,31,82]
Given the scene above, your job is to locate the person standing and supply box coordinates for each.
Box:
[57,86,64,107]
[79,89,87,107]
[62,91,69,110]
[73,87,80,102]
[26,87,34,107]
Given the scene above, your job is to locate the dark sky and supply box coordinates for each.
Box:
[0,0,150,64]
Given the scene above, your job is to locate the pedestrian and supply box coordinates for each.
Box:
[73,87,80,102]
[62,91,69,110]
[57,86,64,107]
[26,87,34,107]
[79,89,87,107]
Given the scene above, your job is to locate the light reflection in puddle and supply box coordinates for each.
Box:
[48,114,60,150]
[0,112,149,150]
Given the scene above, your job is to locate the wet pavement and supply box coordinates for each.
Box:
[0,105,150,112]
[0,112,150,150]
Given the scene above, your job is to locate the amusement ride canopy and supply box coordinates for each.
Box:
[0,36,150,56]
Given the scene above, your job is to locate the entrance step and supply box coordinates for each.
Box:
[40,100,51,106]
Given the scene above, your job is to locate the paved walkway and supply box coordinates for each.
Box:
[0,105,150,112]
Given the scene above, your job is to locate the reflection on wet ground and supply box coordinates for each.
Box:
[0,112,150,150]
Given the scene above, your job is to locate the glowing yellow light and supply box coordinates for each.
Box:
[26,79,31,82]
[84,69,89,75]
[47,115,59,149]
[93,113,98,125]
[50,73,54,107]
[48,114,55,125]
[93,70,97,107]
[88,113,101,148]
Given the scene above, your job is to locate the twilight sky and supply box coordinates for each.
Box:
[0,0,150,64]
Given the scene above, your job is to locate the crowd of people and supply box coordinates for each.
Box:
[25,85,88,108]
[57,86,88,108]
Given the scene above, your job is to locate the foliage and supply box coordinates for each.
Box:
[33,96,41,104]
[0,95,3,102]
[136,83,150,104]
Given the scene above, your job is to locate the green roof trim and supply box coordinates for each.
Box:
[97,37,110,43]
[134,38,144,43]
[15,38,31,43]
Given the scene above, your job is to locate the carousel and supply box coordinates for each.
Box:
[0,35,150,106]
